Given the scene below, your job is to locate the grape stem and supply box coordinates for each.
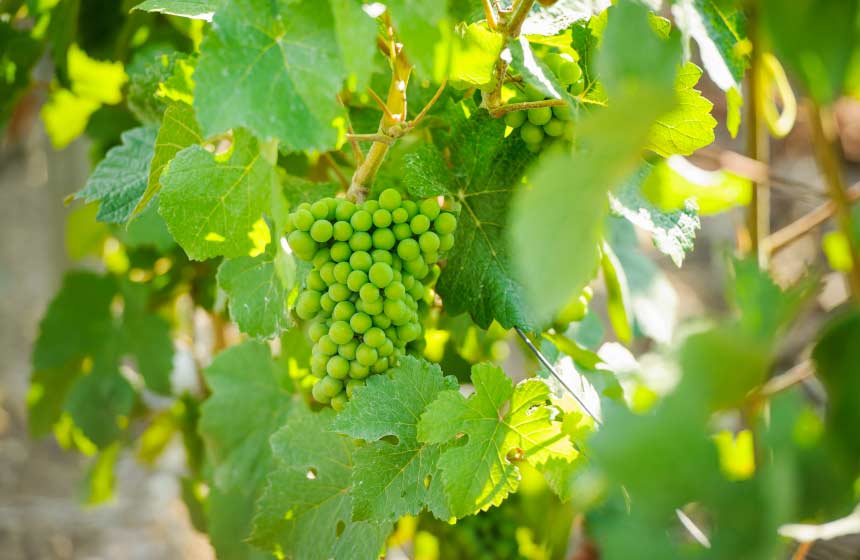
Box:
[481,0,538,115]
[346,133,396,145]
[490,98,566,117]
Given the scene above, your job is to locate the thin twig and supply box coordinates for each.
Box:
[792,542,813,560]
[759,361,815,398]
[514,327,601,426]
[337,94,364,164]
[346,133,396,145]
[505,0,536,37]
[408,79,447,128]
[367,87,396,121]
[491,98,567,117]
[676,509,711,548]
[764,182,860,254]
[744,5,770,267]
[482,0,498,30]
[321,153,349,190]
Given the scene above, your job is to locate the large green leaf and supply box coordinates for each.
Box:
[133,0,217,19]
[194,0,347,151]
[413,102,536,330]
[120,282,174,395]
[418,364,576,518]
[249,402,389,558]
[385,1,449,78]
[332,356,457,522]
[199,341,292,491]
[75,126,157,223]
[646,63,716,157]
[521,0,608,37]
[217,252,292,339]
[159,130,276,260]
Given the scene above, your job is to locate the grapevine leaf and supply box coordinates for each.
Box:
[217,252,292,339]
[443,23,505,90]
[133,0,217,20]
[521,0,610,37]
[249,402,390,558]
[64,357,136,448]
[159,129,275,261]
[402,144,454,198]
[608,163,700,267]
[194,0,346,151]
[281,175,340,208]
[75,126,157,223]
[511,1,679,323]
[332,356,458,522]
[385,1,449,78]
[424,102,537,330]
[199,341,292,491]
[672,0,748,90]
[208,487,272,560]
[120,282,174,394]
[642,155,751,215]
[133,102,202,219]
[331,0,378,91]
[646,63,717,157]
[417,363,576,518]
[508,36,571,103]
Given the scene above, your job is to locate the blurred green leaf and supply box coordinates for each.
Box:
[642,155,751,215]
[217,252,292,339]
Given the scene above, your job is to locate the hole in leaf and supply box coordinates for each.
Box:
[306,468,318,480]
[380,434,399,446]
[423,475,432,489]
[335,520,345,537]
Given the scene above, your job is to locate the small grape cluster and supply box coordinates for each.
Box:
[504,53,584,153]
[285,189,457,410]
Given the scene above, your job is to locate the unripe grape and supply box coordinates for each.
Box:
[293,209,315,231]
[329,320,354,344]
[319,262,336,285]
[330,241,351,262]
[309,321,327,342]
[369,262,394,288]
[384,281,406,300]
[439,233,455,251]
[311,247,330,268]
[419,198,441,220]
[372,228,396,250]
[378,338,395,357]
[372,357,389,374]
[523,83,544,102]
[362,298,384,316]
[544,118,565,137]
[569,76,585,95]
[372,313,392,329]
[349,250,372,271]
[287,231,317,260]
[393,223,412,240]
[295,290,322,320]
[319,293,335,313]
[349,231,372,251]
[410,214,431,235]
[347,270,368,292]
[557,60,582,85]
[359,283,380,303]
[349,361,370,379]
[364,200,379,213]
[311,200,329,220]
[334,200,355,221]
[345,379,365,398]
[332,300,355,321]
[552,103,571,120]
[363,327,386,348]
[402,199,418,218]
[435,212,457,236]
[317,375,343,398]
[338,340,358,360]
[527,106,552,126]
[392,207,409,224]
[397,322,421,343]
[505,110,527,128]
[333,261,351,284]
[520,122,544,145]
[318,334,338,356]
[372,209,392,228]
[378,188,402,211]
[307,270,326,291]
[350,312,372,334]
[312,380,331,403]
[356,344,378,366]
[544,53,563,74]
[350,209,373,231]
[371,249,393,266]
[328,283,350,302]
[310,220,333,243]
[330,393,348,412]
[384,299,410,324]
[327,355,350,379]
[397,238,420,261]
[310,353,328,376]
[418,231,441,254]
[332,220,353,241]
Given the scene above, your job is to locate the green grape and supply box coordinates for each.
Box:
[307,270,326,291]
[563,120,575,142]
[311,380,331,403]
[520,122,544,144]
[392,255,403,272]
[329,320,354,344]
[317,335,338,355]
[392,207,409,224]
[330,241,351,262]
[293,209,315,231]
[333,261,351,284]
[552,103,571,120]
[544,118,565,137]
[524,141,542,153]
[308,321,327,342]
[345,379,365,398]
[327,355,350,379]
[309,220,333,243]
[364,200,379,213]
[311,247,331,268]
[363,327,386,348]
[410,214,431,235]
[332,220,353,241]
[349,361,370,379]
[349,250,372,271]
[422,252,439,265]
[310,200,329,220]
[404,257,427,278]
[523,83,544,101]
[361,298,384,316]
[527,106,552,126]
[383,299,410,324]
[330,393,348,412]
[372,228,396,250]
[372,357,389,374]
[295,290,322,320]
[316,375,343,398]
[402,199,418,218]
[349,231,372,251]
[325,197,339,218]
[371,249,393,266]
[398,322,421,342]
[328,283,351,302]
[310,354,327,376]
[393,222,412,240]
[360,283,380,303]
[408,281,426,300]
[544,53,563,74]
[384,281,406,300]
[319,293,335,313]
[350,209,373,231]
[372,313,392,329]
[418,231,440,254]
[332,300,355,321]
[356,344,378,366]
[369,262,394,288]
[439,233,455,252]
[419,198,441,220]
[287,231,317,260]
[338,340,357,360]
[347,270,368,292]
[557,59,582,85]
[372,208,392,228]
[334,200,355,221]
[568,76,584,95]
[319,262,336,285]
[403,274,415,289]
[350,312,372,334]
[505,110,526,128]
[397,238,420,261]
[378,188,402,211]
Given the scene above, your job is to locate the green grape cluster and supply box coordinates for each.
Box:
[504,53,584,153]
[285,189,457,411]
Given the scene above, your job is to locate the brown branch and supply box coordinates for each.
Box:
[764,182,860,255]
[792,542,813,560]
[482,0,498,30]
[759,361,815,399]
[367,87,396,121]
[744,6,770,267]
